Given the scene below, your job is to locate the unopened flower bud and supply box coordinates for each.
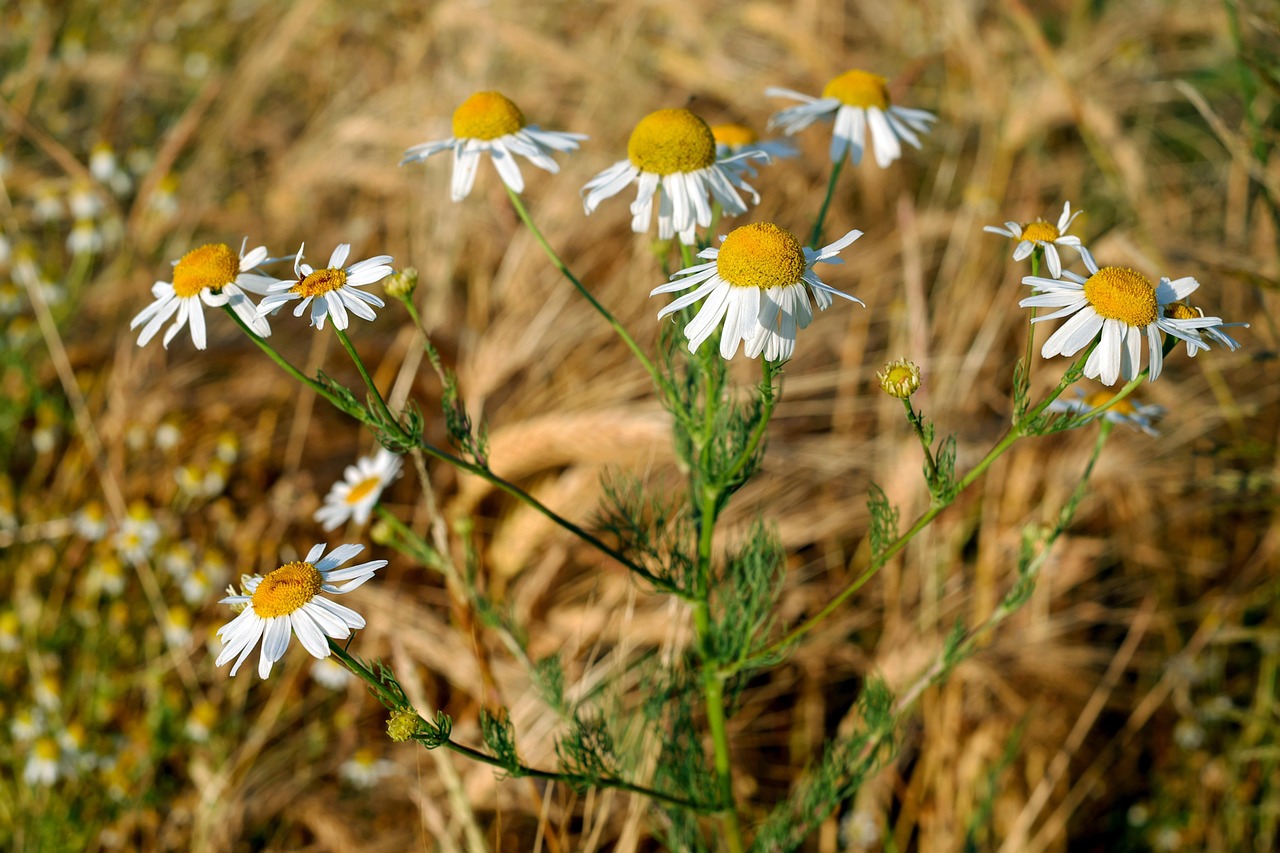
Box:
[877,358,921,399]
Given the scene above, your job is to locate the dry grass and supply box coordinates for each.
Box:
[2,0,1278,850]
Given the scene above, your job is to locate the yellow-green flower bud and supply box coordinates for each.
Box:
[385,267,418,299]
[387,708,420,743]
[877,358,921,399]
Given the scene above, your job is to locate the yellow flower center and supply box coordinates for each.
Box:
[1083,391,1138,416]
[344,476,382,505]
[291,268,348,298]
[251,561,323,618]
[452,91,525,141]
[711,123,758,148]
[822,69,889,109]
[1163,302,1198,321]
[716,223,807,290]
[172,243,239,299]
[627,109,716,175]
[1020,221,1060,243]
[34,737,59,761]
[1082,266,1157,326]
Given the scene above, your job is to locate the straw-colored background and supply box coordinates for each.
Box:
[2,0,1276,850]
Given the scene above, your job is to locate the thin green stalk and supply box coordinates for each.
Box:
[679,241,697,270]
[333,324,400,430]
[902,397,940,491]
[1022,250,1040,388]
[719,358,776,486]
[505,186,670,396]
[327,641,710,813]
[396,294,446,382]
[692,483,746,853]
[227,308,674,592]
[808,157,846,248]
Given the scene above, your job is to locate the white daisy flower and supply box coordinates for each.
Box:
[31,184,63,223]
[984,201,1093,278]
[651,222,863,360]
[1047,388,1165,436]
[711,123,797,177]
[315,447,403,531]
[255,243,391,331]
[340,748,396,789]
[1020,254,1227,385]
[67,220,103,256]
[215,542,388,679]
[767,69,936,168]
[312,656,354,690]
[113,502,161,565]
[582,108,764,246]
[86,556,127,597]
[1163,302,1248,356]
[401,90,586,201]
[130,240,272,350]
[11,707,44,742]
[72,501,109,541]
[24,737,61,786]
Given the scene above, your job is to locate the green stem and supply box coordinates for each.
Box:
[1023,250,1040,389]
[505,186,671,397]
[692,483,746,852]
[333,324,400,430]
[719,358,776,486]
[396,294,446,382]
[903,397,940,491]
[227,308,675,593]
[808,157,846,249]
[326,641,712,813]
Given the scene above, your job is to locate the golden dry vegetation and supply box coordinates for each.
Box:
[1,0,1278,850]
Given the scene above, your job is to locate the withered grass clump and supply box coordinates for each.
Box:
[0,0,1276,850]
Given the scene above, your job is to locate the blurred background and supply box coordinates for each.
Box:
[0,0,1276,850]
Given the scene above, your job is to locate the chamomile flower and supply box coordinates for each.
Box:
[311,656,354,690]
[1047,388,1165,436]
[215,543,387,679]
[652,222,863,360]
[984,201,1092,278]
[314,447,403,531]
[582,108,763,245]
[113,502,161,565]
[711,123,797,176]
[1020,254,1226,385]
[131,241,272,350]
[24,737,61,786]
[340,748,396,789]
[72,501,109,541]
[185,700,217,742]
[255,243,391,331]
[1163,302,1248,356]
[767,69,936,168]
[401,90,586,201]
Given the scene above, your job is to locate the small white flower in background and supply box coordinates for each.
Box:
[1163,301,1248,356]
[0,610,19,652]
[583,108,765,246]
[175,464,205,497]
[11,706,44,742]
[202,460,230,497]
[113,501,161,565]
[67,220,103,256]
[163,606,193,646]
[711,123,797,177]
[402,90,587,201]
[767,68,936,168]
[215,431,240,464]
[162,541,196,580]
[0,231,10,267]
[72,501,109,541]
[24,737,61,786]
[154,419,182,451]
[1046,388,1165,436]
[0,280,19,315]
[1020,253,1233,385]
[311,656,354,690]
[57,722,93,774]
[32,184,63,223]
[89,143,118,184]
[131,240,273,350]
[984,201,1093,278]
[255,243,392,331]
[86,555,127,597]
[34,674,61,711]
[185,700,217,743]
[840,809,881,850]
[181,566,215,606]
[315,447,403,531]
[652,222,863,361]
[215,542,388,679]
[68,181,104,221]
[340,748,396,789]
